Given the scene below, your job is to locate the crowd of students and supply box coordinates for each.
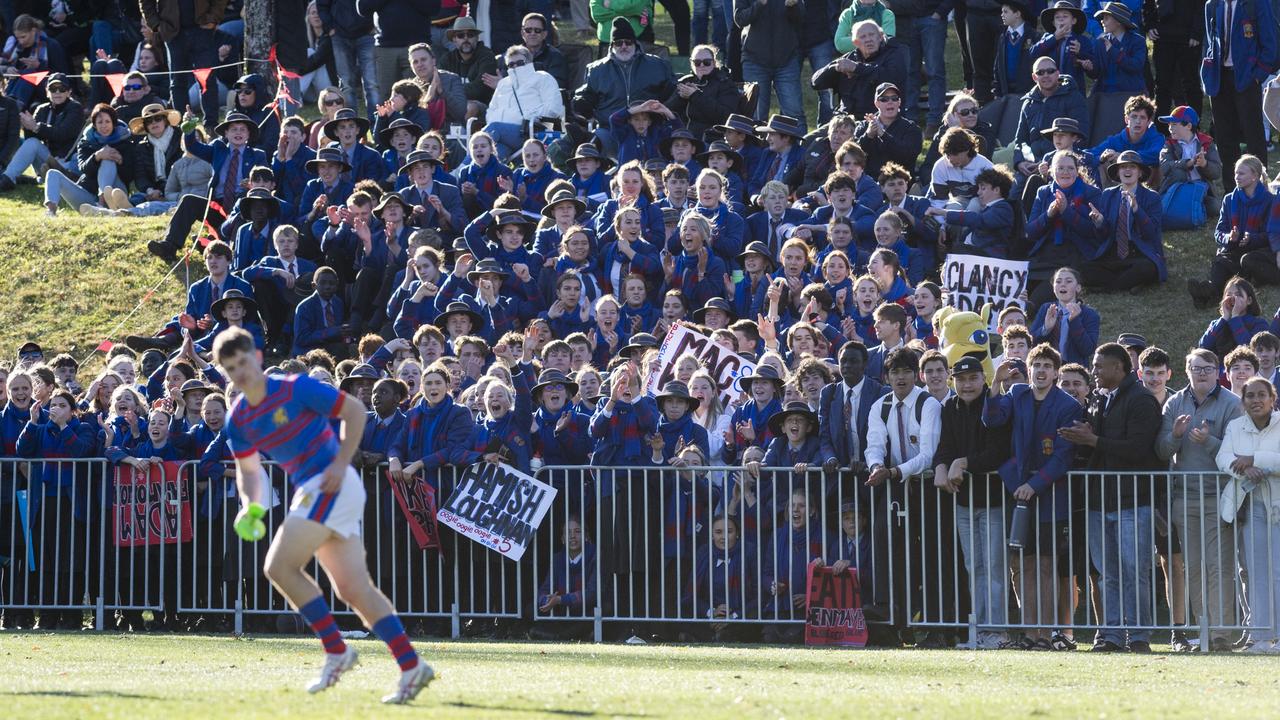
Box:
[0,0,1277,649]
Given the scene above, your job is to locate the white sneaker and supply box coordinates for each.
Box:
[1243,640,1276,655]
[624,634,647,645]
[382,661,435,704]
[79,203,109,216]
[306,647,359,693]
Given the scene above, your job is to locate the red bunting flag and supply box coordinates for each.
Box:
[193,68,212,93]
[104,73,125,97]
[142,290,155,302]
[96,340,114,353]
[19,71,48,87]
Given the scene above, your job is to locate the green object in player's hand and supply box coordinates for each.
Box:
[180,117,202,134]
[234,502,267,542]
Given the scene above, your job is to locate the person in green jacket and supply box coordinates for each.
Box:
[590,0,653,44]
[835,0,897,53]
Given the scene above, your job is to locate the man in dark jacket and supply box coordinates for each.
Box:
[1011,57,1090,175]
[1059,342,1163,653]
[1143,0,1203,117]
[934,357,1013,649]
[665,45,743,142]
[317,0,380,123]
[812,21,909,120]
[734,0,807,131]
[573,18,676,151]
[140,0,227,126]
[852,82,922,181]
[439,17,498,121]
[356,0,443,101]
[519,13,569,89]
[0,73,80,191]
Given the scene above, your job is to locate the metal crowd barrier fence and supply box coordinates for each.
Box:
[2,459,1273,650]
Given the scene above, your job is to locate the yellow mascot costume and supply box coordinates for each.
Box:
[932,304,995,380]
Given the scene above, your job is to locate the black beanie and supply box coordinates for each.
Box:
[610,16,638,44]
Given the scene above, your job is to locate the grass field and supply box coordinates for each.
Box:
[3,632,1280,719]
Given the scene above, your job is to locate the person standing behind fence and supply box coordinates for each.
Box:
[984,344,1080,650]
[864,347,941,644]
[1216,376,1280,653]
[1059,342,1163,653]
[934,356,1013,650]
[1155,348,1243,653]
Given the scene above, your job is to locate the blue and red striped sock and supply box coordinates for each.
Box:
[372,614,419,671]
[299,596,348,655]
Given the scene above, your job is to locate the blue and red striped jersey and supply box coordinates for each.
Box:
[226,374,344,482]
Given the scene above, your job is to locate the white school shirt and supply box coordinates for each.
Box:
[864,385,942,479]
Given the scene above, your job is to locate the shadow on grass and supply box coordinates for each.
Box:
[3,689,161,700]
[446,700,641,717]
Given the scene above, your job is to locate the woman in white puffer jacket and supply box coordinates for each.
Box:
[1217,376,1280,654]
[482,45,565,160]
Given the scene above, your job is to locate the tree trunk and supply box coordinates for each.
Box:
[243,0,276,79]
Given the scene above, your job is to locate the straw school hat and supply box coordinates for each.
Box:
[129,103,182,135]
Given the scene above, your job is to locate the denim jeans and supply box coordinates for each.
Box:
[902,15,948,125]
[803,41,837,124]
[332,34,380,122]
[3,137,50,181]
[1242,498,1280,642]
[45,165,120,209]
[1088,506,1154,645]
[692,0,729,51]
[166,26,220,123]
[741,56,806,132]
[956,505,1009,634]
[483,121,526,162]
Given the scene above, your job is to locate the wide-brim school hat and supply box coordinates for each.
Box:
[210,289,260,325]
[239,187,280,219]
[305,146,352,173]
[659,129,705,159]
[1094,1,1136,29]
[740,364,785,389]
[655,380,701,411]
[755,114,805,140]
[767,400,819,436]
[339,363,382,393]
[179,378,217,397]
[129,103,182,135]
[322,107,371,141]
[1105,150,1151,182]
[531,368,579,399]
[696,141,744,175]
[1040,117,1087,139]
[465,257,512,285]
[713,113,762,143]
[541,189,587,218]
[373,190,409,216]
[691,297,737,324]
[397,148,441,175]
[737,241,778,271]
[569,142,615,171]
[379,117,425,147]
[620,332,659,358]
[214,112,260,144]
[1040,0,1087,34]
[432,301,485,330]
[484,212,537,242]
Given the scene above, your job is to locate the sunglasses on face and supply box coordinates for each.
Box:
[123,83,144,92]
[956,107,978,117]
[455,31,478,39]
[878,95,901,102]
[1035,68,1059,76]
[323,97,344,106]
[507,59,527,68]
[522,26,545,33]
[692,58,714,67]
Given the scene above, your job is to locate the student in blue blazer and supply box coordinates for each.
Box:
[127,241,252,352]
[398,150,466,236]
[819,341,889,476]
[1201,0,1278,182]
[1081,150,1166,292]
[320,107,385,185]
[292,267,351,358]
[748,115,806,198]
[1025,149,1102,305]
[745,180,809,259]
[1028,267,1102,366]
[241,225,316,355]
